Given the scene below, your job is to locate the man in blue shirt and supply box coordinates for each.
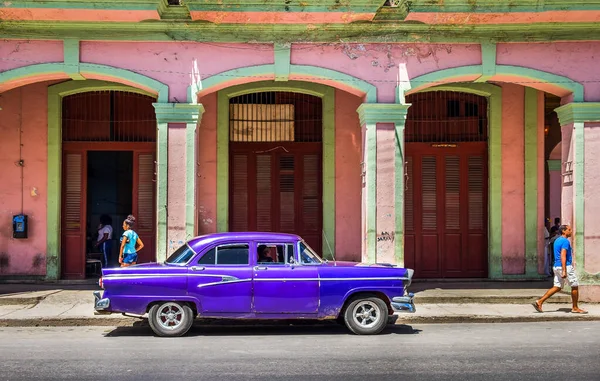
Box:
[532,225,587,314]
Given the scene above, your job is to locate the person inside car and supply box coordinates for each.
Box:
[257,245,273,263]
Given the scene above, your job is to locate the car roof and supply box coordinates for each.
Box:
[187,232,301,252]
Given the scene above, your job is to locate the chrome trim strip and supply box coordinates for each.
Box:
[196,279,251,288]
[104,274,409,282]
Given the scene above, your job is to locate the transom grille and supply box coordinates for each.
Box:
[229,92,322,143]
[62,91,156,142]
[405,91,488,143]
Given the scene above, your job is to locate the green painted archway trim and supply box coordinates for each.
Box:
[216,81,336,259]
[409,64,584,101]
[46,78,168,280]
[197,64,377,103]
[408,83,505,279]
[0,63,66,85]
[0,62,169,102]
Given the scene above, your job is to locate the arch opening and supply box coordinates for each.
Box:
[404,90,489,278]
[60,89,157,279]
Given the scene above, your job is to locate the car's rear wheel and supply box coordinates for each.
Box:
[343,296,388,335]
[148,302,194,337]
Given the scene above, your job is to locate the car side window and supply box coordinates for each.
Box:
[196,244,249,265]
[197,248,216,265]
[256,243,295,265]
[217,244,249,265]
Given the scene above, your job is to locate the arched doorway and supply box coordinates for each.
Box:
[61,90,157,279]
[227,91,323,253]
[404,91,489,278]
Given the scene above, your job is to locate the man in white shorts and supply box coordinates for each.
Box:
[532,224,587,314]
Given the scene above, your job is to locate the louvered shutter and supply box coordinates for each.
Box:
[133,152,156,263]
[231,154,248,231]
[468,156,484,231]
[445,156,460,230]
[405,157,414,232]
[421,156,437,231]
[62,152,86,278]
[279,156,295,232]
[256,155,272,231]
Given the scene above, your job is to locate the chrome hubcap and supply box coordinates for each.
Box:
[352,301,381,329]
[157,303,185,330]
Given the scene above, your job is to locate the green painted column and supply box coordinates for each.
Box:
[524,87,539,276]
[357,103,410,264]
[153,103,204,262]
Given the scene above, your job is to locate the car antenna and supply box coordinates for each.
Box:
[322,230,335,262]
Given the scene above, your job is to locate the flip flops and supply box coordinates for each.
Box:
[532,301,543,313]
[571,309,588,314]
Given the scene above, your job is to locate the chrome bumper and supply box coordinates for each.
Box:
[93,291,112,314]
[391,293,416,313]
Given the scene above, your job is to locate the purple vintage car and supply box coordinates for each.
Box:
[94,232,415,337]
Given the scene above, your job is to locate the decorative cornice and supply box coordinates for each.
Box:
[153,103,205,124]
[403,0,600,13]
[554,102,600,126]
[356,103,411,126]
[1,21,600,43]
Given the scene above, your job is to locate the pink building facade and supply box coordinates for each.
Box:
[1,1,600,300]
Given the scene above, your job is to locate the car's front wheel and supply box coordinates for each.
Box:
[343,296,388,335]
[148,302,194,337]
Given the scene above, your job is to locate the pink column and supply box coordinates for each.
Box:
[334,90,362,261]
[167,123,187,255]
[196,93,218,235]
[584,122,600,275]
[376,123,396,264]
[547,163,562,224]
[561,124,574,226]
[501,84,526,274]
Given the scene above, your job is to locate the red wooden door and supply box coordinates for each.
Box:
[132,151,156,263]
[61,150,87,279]
[230,143,322,254]
[405,143,488,278]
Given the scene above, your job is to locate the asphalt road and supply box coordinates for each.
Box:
[1,321,598,381]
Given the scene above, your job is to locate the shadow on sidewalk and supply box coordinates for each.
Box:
[104,320,422,337]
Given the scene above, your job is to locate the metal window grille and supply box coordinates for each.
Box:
[405,91,488,143]
[229,92,322,143]
[62,91,157,142]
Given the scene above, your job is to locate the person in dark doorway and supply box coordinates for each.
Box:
[549,217,561,237]
[532,225,588,314]
[119,215,144,267]
[257,245,273,263]
[95,214,113,267]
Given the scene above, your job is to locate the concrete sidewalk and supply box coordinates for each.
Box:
[0,281,598,327]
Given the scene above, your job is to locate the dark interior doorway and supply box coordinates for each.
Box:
[86,151,133,274]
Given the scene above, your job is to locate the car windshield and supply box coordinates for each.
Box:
[165,243,196,265]
[298,241,324,264]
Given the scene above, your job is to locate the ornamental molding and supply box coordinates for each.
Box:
[554,103,600,126]
[356,103,411,126]
[153,103,205,124]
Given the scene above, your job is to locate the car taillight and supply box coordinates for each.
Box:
[98,277,103,289]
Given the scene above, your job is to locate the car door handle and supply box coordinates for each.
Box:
[254,266,268,270]
[190,266,205,271]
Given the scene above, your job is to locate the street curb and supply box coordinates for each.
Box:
[0,294,575,307]
[397,315,600,324]
[1,314,599,328]
[414,296,573,304]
